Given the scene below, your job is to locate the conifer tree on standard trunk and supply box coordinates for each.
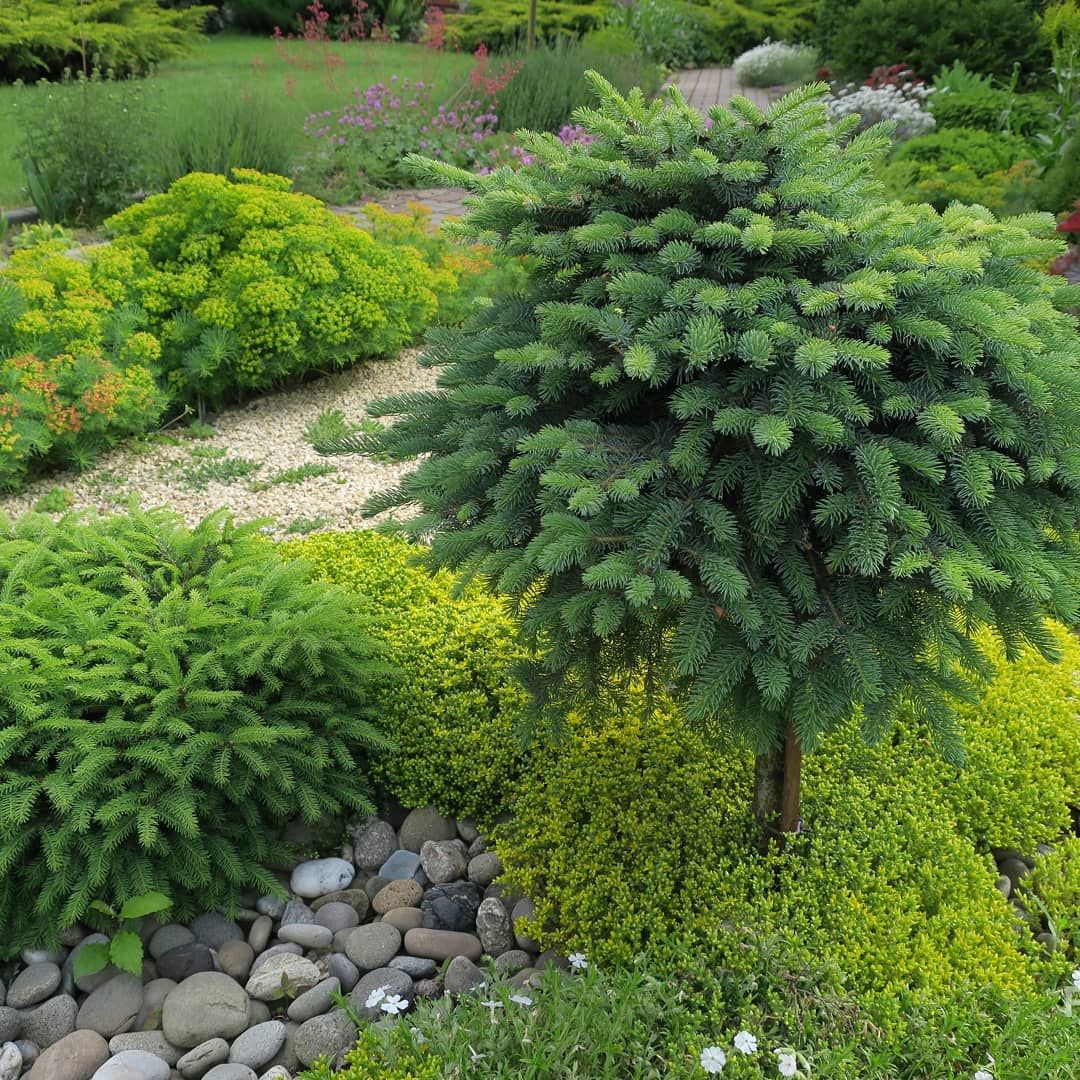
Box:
[321,78,1080,840]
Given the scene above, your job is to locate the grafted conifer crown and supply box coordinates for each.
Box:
[330,77,1080,761]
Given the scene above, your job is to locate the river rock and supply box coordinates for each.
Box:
[398,808,456,853]
[293,1010,357,1069]
[442,956,487,996]
[290,859,354,900]
[203,1067,256,1080]
[421,882,483,932]
[258,1069,291,1080]
[108,1031,183,1065]
[381,908,423,934]
[279,901,315,928]
[286,979,339,1024]
[247,918,273,956]
[148,926,195,961]
[494,950,532,977]
[511,899,539,951]
[325,955,359,993]
[310,890,368,918]
[388,956,436,979]
[351,819,398,870]
[189,915,244,951]
[0,1042,20,1080]
[162,973,251,1049]
[349,969,413,1020]
[176,1038,229,1079]
[404,929,483,962]
[468,852,503,888]
[254,897,286,920]
[248,945,301,975]
[77,973,143,1038]
[228,1021,286,1071]
[372,880,423,914]
[156,945,216,983]
[420,840,467,884]
[344,924,401,972]
[26,1029,108,1080]
[133,979,176,1032]
[476,897,513,957]
[218,942,255,984]
[20,994,78,1048]
[0,1011,16,1044]
[92,1049,171,1080]
[245,956,320,1002]
[378,851,421,882]
[7,964,61,1010]
[277,925,332,951]
[313,903,359,935]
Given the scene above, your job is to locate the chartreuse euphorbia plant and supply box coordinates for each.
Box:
[320,76,1080,841]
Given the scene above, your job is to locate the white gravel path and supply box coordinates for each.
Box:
[0,350,437,539]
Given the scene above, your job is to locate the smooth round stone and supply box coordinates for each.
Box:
[108,1031,183,1065]
[279,901,314,928]
[420,840,467,885]
[1001,858,1030,886]
[161,974,251,1050]
[77,973,143,1038]
[156,946,215,984]
[325,955,359,993]
[348,969,413,1020]
[7,964,61,1009]
[14,1041,38,1071]
[254,897,285,920]
[277,925,332,951]
[413,978,439,1000]
[995,875,1012,899]
[456,819,480,844]
[247,918,273,956]
[20,948,62,967]
[377,850,421,882]
[203,1067,256,1080]
[468,852,503,888]
[363,876,388,903]
[91,1049,171,1080]
[285,978,339,1024]
[247,1001,271,1028]
[217,943,255,984]
[404,929,483,962]
[148,926,195,962]
[0,1009,18,1043]
[344,924,401,973]
[493,950,532,977]
[535,950,571,972]
[442,955,487,996]
[388,956,436,979]
[511,898,539,952]
[398,808,456,853]
[509,968,542,991]
[289,859,354,900]
[313,903,358,935]
[25,1029,108,1080]
[309,891,368,918]
[467,836,487,859]
[350,818,398,870]
[293,1010,357,1069]
[245,956,320,1002]
[20,994,78,1048]
[133,979,176,1033]
[0,1042,21,1080]
[372,880,422,915]
[381,908,423,935]
[228,1021,285,1071]
[189,916,243,952]
[176,1037,229,1079]
[258,1069,291,1080]
[248,946,301,975]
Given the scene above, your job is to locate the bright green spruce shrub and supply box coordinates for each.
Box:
[278,530,530,823]
[91,170,440,409]
[0,0,211,83]
[0,507,393,953]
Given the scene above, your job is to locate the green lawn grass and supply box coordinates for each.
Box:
[0,33,475,210]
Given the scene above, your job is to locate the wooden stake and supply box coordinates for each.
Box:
[779,721,802,835]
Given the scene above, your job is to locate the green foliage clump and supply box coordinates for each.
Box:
[929,87,1052,139]
[0,241,167,491]
[444,0,607,53]
[817,0,1048,83]
[496,704,1041,1041]
[92,170,440,408]
[298,1025,441,1080]
[278,530,530,823]
[1023,836,1080,962]
[888,127,1034,176]
[496,33,663,135]
[0,507,393,953]
[0,0,211,83]
[334,79,1080,789]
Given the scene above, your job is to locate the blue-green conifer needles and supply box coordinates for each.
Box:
[328,78,1080,793]
[0,508,393,952]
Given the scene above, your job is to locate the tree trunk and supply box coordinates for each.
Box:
[753,722,802,849]
[527,0,537,50]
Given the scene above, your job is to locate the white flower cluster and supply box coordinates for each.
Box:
[825,82,937,141]
[700,1033,808,1076]
[732,40,819,89]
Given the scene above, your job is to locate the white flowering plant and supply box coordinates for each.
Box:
[824,81,937,141]
[733,40,820,89]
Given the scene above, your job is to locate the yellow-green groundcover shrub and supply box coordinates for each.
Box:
[280,531,530,823]
[496,625,1080,1044]
[92,170,441,408]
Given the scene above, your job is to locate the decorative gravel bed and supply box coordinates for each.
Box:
[0,351,436,539]
[0,807,545,1080]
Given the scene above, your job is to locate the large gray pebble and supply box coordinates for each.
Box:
[0,1042,20,1080]
[254,897,285,920]
[443,955,488,996]
[468,852,503,888]
[133,979,176,1033]
[285,979,339,1024]
[279,901,314,928]
[378,851,421,882]
[217,942,255,984]
[257,1069,291,1080]
[248,918,274,956]
[244,956,320,1002]
[13,1041,37,1071]
[20,993,78,1048]
[228,1021,285,1071]
[398,808,456,853]
[344,924,400,972]
[277,925,331,951]
[148,926,195,961]
[91,1049,171,1080]
[325,955,359,993]
[419,840,467,885]
[388,956,436,979]
[25,1028,108,1079]
[248,945,301,976]
[162,974,251,1049]
[348,969,413,1020]
[203,1067,257,1080]
[7,964,61,1010]
[351,819,398,870]
[190,915,244,951]
[289,859,354,900]
[313,904,358,935]
[511,898,539,952]
[0,1010,17,1044]
[176,1037,228,1079]
[77,973,143,1038]
[156,945,215,983]
[293,1009,357,1069]
[108,1031,183,1065]
[476,897,514,958]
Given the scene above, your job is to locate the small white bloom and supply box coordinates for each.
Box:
[974,1071,993,1080]
[409,1026,426,1045]
[568,952,588,970]
[777,1051,798,1078]
[468,1046,487,1063]
[510,993,533,1005]
[380,993,407,1015]
[734,1030,759,1054]
[365,986,388,1009]
[700,1046,727,1073]
[1071,968,1080,990]
[480,999,504,1009]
